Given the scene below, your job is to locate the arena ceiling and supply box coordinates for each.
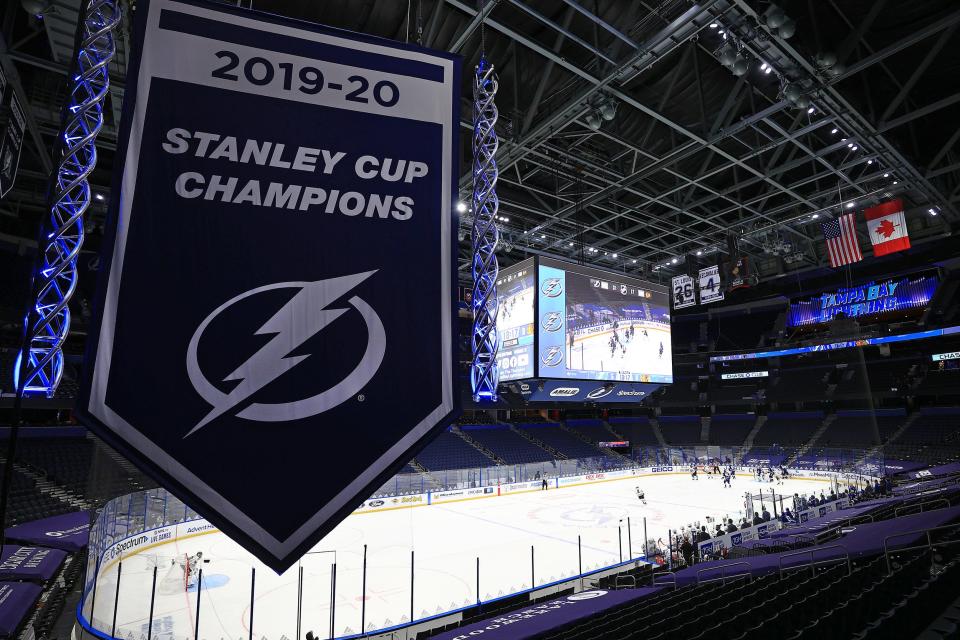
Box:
[1,0,958,290]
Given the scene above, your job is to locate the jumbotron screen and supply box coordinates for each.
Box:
[537,257,672,383]
[495,258,535,381]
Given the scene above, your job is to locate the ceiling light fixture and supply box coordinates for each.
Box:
[456,201,466,213]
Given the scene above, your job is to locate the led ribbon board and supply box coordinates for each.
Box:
[787,274,938,327]
[711,325,960,362]
[77,0,459,572]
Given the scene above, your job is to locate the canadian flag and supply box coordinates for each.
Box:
[865,199,911,257]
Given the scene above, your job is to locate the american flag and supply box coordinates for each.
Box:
[821,214,862,267]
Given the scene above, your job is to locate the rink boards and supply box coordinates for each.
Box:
[79,466,877,640]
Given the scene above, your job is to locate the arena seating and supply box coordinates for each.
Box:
[658,415,701,445]
[463,425,555,464]
[916,368,960,396]
[0,463,78,526]
[752,412,825,450]
[14,436,151,504]
[564,418,615,444]
[709,414,757,446]
[882,408,960,464]
[833,357,920,397]
[414,431,493,470]
[608,416,661,446]
[518,423,604,459]
[812,409,905,448]
[767,366,832,402]
[517,524,960,640]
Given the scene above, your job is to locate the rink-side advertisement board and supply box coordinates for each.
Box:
[77,0,459,573]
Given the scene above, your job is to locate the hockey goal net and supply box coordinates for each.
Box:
[155,553,191,595]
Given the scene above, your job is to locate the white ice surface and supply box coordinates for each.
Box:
[88,472,831,639]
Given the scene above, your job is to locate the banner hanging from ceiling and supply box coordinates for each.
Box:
[78,0,460,572]
[671,274,696,309]
[698,265,724,304]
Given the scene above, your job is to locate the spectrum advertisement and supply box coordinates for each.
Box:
[537,257,672,383]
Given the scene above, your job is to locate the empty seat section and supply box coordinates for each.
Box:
[710,414,757,446]
[518,424,602,458]
[465,426,554,463]
[565,418,614,443]
[608,416,660,446]
[658,415,701,445]
[415,431,492,470]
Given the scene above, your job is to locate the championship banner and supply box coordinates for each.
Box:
[671,274,695,309]
[78,0,460,572]
[725,255,750,290]
[698,265,724,304]
[0,95,24,199]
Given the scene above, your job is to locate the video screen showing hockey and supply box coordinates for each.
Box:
[495,259,535,381]
[539,258,672,383]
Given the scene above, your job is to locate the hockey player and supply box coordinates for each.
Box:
[722,470,732,488]
[636,486,647,505]
[691,465,698,481]
[175,551,204,589]
[658,341,664,358]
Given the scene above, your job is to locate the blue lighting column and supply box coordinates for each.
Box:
[15,0,120,396]
[470,57,500,402]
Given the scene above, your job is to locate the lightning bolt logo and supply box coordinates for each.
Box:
[186,272,385,437]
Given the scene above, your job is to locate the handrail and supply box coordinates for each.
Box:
[814,513,877,542]
[652,571,677,590]
[614,574,636,589]
[778,544,851,579]
[696,561,753,586]
[882,522,960,575]
[894,497,951,517]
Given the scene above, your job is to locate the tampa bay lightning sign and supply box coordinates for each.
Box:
[77,0,459,572]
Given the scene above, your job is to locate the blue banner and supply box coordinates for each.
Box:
[787,274,937,327]
[78,0,459,572]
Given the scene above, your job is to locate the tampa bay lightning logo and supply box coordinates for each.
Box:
[185,272,385,436]
[586,386,615,400]
[542,312,563,332]
[540,278,563,297]
[541,346,563,367]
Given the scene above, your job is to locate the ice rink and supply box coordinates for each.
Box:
[569,323,672,377]
[86,471,832,640]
